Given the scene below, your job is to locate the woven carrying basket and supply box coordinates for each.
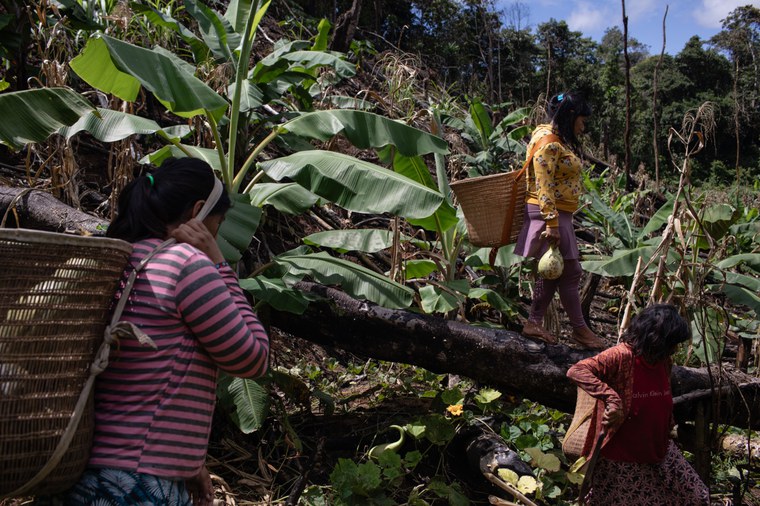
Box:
[562,387,598,460]
[0,228,131,498]
[451,171,526,247]
[451,134,560,249]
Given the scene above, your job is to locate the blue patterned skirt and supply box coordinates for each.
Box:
[35,468,191,506]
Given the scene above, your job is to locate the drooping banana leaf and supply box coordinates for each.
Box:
[279,110,449,157]
[274,251,414,309]
[184,0,239,63]
[248,182,319,214]
[59,108,190,142]
[404,259,439,279]
[256,50,355,79]
[259,150,445,220]
[140,145,223,173]
[71,35,228,120]
[0,87,96,149]
[303,229,395,253]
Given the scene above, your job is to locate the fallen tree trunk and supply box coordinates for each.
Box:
[271,282,760,429]
[0,186,107,234]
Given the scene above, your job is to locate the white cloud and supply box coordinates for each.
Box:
[567,1,613,34]
[693,0,760,29]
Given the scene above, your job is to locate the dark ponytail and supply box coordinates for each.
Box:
[546,91,592,154]
[106,157,230,242]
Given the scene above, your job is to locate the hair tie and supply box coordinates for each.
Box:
[146,173,154,187]
[557,93,564,102]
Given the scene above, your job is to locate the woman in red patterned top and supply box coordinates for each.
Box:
[567,304,709,505]
[56,158,269,505]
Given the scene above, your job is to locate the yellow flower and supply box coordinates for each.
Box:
[446,404,463,416]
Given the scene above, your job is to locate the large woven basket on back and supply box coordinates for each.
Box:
[0,228,131,498]
[451,134,560,249]
[450,171,527,247]
[562,387,598,460]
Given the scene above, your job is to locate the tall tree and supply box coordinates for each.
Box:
[711,5,760,183]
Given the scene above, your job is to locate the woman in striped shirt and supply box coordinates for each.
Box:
[65,158,269,505]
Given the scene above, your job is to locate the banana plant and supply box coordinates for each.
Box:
[443,99,531,177]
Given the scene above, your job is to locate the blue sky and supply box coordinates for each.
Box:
[495,0,760,54]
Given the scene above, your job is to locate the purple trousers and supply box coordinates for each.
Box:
[514,204,586,328]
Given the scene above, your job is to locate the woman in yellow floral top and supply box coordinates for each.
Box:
[514,92,606,349]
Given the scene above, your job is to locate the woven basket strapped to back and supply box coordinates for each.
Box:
[0,229,132,498]
[562,386,598,460]
[451,134,560,248]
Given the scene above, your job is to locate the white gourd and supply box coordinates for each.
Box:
[537,245,563,279]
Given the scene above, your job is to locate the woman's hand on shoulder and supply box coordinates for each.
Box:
[171,219,225,264]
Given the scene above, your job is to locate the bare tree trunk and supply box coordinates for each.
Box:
[0,186,107,234]
[621,0,633,191]
[271,282,760,429]
[733,59,741,184]
[330,0,362,53]
[652,6,668,193]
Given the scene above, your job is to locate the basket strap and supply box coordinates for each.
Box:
[8,178,225,497]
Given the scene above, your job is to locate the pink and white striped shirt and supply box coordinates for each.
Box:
[89,239,269,479]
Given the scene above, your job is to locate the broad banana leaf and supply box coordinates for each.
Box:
[256,50,355,79]
[259,150,445,220]
[129,2,209,62]
[248,182,319,214]
[722,271,760,292]
[184,0,239,63]
[718,284,760,315]
[467,244,523,269]
[583,191,639,248]
[690,308,726,365]
[390,152,457,232]
[239,276,314,314]
[217,193,262,262]
[275,251,414,309]
[303,229,395,253]
[224,0,254,36]
[419,280,470,314]
[59,108,189,142]
[715,253,760,272]
[404,259,439,279]
[695,204,739,249]
[71,35,228,120]
[280,110,449,157]
[0,87,96,149]
[141,145,222,173]
[581,245,667,277]
[641,196,675,236]
[227,80,264,112]
[468,99,493,150]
